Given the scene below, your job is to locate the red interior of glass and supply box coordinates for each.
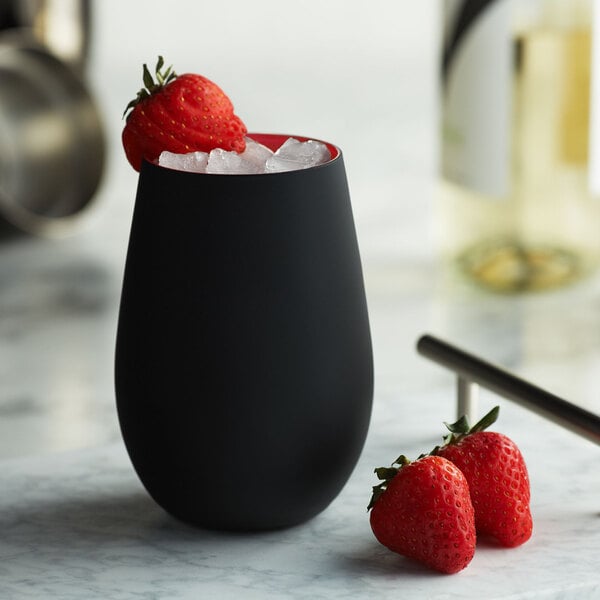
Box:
[248,133,339,161]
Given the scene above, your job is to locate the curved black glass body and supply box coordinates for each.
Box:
[115,135,373,531]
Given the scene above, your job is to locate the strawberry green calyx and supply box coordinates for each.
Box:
[368,407,500,510]
[367,455,411,510]
[123,56,177,118]
[433,405,500,453]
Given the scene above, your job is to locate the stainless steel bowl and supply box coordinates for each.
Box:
[0,0,91,74]
[0,30,105,236]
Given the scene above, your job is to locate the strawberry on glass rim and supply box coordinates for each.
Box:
[122,56,247,171]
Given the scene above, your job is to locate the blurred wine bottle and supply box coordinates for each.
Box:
[440,0,600,292]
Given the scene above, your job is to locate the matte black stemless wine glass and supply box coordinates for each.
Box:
[115,134,373,531]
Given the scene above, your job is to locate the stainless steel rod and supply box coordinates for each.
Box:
[417,334,600,446]
[457,375,479,422]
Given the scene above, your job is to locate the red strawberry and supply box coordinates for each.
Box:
[434,406,532,548]
[368,455,476,574]
[122,56,247,171]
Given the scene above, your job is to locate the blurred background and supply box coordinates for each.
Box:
[0,0,439,458]
[89,0,439,262]
[2,0,600,460]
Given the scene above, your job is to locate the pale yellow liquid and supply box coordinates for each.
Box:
[441,27,600,292]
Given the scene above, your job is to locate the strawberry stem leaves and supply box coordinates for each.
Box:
[469,404,500,434]
[433,405,500,454]
[123,55,177,119]
[368,407,500,510]
[142,63,155,91]
[368,455,411,510]
[444,414,470,435]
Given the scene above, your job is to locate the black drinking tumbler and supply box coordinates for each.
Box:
[115,134,373,530]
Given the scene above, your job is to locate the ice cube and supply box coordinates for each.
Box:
[264,138,331,173]
[158,150,208,173]
[206,148,264,174]
[241,137,273,169]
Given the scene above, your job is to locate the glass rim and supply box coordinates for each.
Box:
[147,132,342,176]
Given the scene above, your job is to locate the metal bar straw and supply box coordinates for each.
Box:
[416,334,600,446]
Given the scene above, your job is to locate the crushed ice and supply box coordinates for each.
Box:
[264,138,331,173]
[158,150,208,173]
[158,136,331,174]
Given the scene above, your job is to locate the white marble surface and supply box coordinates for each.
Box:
[2,377,600,599]
[3,1,600,598]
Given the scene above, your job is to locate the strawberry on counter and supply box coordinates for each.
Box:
[434,407,533,548]
[368,406,532,574]
[368,455,476,574]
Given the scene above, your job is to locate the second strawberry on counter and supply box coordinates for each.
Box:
[368,407,532,574]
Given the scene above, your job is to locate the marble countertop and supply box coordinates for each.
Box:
[3,228,600,598]
[1,396,600,600]
[3,2,600,597]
